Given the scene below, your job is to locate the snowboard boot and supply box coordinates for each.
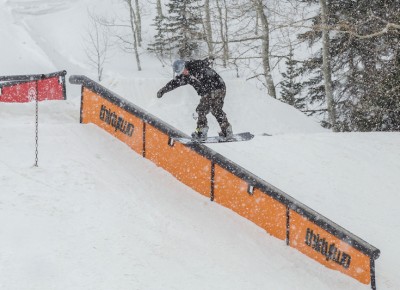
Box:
[218,124,233,139]
[191,126,209,141]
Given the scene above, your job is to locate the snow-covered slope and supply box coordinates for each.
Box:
[0,100,370,290]
[1,1,399,289]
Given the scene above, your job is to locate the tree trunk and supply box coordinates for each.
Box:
[204,0,214,55]
[156,0,163,18]
[85,12,110,82]
[222,0,229,66]
[216,0,229,67]
[319,0,336,130]
[128,0,141,71]
[254,0,276,98]
[134,0,142,47]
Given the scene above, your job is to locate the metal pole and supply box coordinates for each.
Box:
[34,81,39,167]
[370,258,377,290]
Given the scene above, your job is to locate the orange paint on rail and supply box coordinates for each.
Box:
[145,124,211,197]
[81,88,144,155]
[290,210,371,284]
[213,165,287,240]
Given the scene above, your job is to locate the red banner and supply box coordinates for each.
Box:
[0,71,66,103]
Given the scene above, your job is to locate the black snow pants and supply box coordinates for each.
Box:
[196,89,230,132]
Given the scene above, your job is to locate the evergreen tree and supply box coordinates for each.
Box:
[147,14,169,58]
[336,0,400,131]
[280,46,305,111]
[351,49,400,131]
[298,0,400,131]
[150,0,205,59]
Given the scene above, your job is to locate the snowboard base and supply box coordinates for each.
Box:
[175,132,254,144]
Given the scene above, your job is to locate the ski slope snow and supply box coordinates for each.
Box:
[1,0,400,289]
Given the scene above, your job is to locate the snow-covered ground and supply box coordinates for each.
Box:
[1,1,399,289]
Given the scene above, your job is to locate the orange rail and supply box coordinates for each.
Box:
[70,75,380,289]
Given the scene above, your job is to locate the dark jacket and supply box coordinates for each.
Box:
[161,59,225,96]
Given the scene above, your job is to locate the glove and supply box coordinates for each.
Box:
[208,55,215,66]
[157,89,164,98]
[202,56,215,67]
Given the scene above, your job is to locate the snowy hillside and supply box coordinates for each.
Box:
[1,1,400,289]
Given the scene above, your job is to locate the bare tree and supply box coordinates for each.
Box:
[84,12,111,81]
[253,0,276,98]
[204,0,214,56]
[124,0,142,71]
[92,1,143,72]
[134,0,142,46]
[216,0,229,67]
[319,0,336,130]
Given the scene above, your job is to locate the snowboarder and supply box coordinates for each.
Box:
[157,57,233,140]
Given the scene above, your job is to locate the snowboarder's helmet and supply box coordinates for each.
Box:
[173,59,186,75]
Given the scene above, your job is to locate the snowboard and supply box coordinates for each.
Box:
[175,132,254,145]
